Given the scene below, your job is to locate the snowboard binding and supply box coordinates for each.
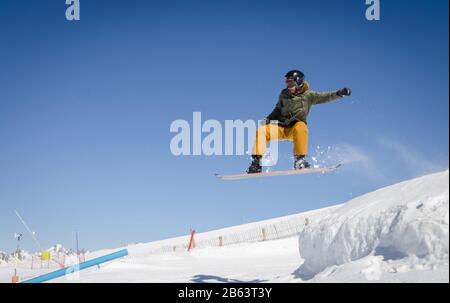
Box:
[294,155,311,170]
[246,155,262,174]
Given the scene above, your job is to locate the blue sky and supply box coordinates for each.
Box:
[0,0,448,253]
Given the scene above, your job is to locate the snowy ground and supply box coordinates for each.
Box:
[1,170,448,283]
[2,236,446,283]
[57,237,449,283]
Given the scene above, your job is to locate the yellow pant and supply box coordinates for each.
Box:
[252,121,308,156]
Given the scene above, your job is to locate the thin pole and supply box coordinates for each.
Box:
[75,232,80,262]
[14,210,42,250]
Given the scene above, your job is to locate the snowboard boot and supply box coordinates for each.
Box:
[246,155,262,174]
[294,155,311,170]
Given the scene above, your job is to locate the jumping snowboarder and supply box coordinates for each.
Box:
[246,70,351,174]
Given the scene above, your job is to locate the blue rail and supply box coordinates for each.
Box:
[21,249,129,283]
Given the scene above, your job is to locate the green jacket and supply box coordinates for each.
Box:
[266,81,342,126]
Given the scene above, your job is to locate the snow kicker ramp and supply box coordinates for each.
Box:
[298,170,449,278]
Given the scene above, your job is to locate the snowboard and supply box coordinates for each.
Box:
[215,164,341,181]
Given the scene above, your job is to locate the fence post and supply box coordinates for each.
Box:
[262,228,266,241]
[187,229,196,251]
[219,236,223,247]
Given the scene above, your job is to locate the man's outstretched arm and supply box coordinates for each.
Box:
[310,88,351,105]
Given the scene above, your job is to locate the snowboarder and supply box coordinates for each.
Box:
[246,70,351,174]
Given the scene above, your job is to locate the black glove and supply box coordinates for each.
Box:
[337,87,351,97]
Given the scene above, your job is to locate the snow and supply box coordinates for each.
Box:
[297,170,449,279]
[1,170,448,283]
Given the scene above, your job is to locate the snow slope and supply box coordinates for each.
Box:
[1,170,448,283]
[297,170,449,279]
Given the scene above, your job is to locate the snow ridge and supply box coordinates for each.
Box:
[298,170,449,278]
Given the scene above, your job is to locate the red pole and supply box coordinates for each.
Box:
[187,229,196,251]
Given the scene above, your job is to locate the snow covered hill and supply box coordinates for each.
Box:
[297,169,449,281]
[1,170,448,283]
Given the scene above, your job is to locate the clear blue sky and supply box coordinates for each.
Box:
[0,0,448,253]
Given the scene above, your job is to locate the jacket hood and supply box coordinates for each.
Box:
[299,80,310,94]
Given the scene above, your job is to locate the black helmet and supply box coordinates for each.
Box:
[285,70,305,86]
